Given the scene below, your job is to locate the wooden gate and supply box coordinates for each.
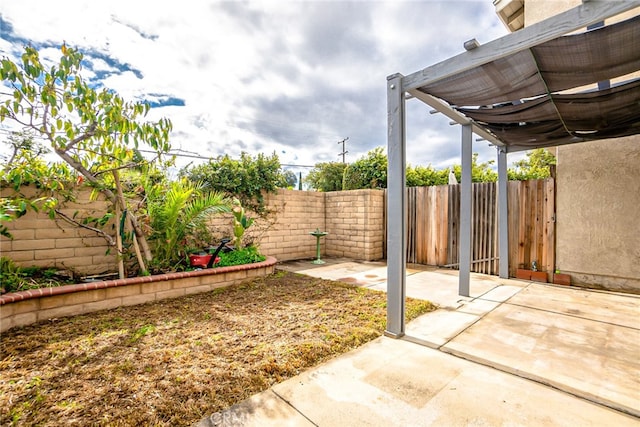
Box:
[402,178,555,277]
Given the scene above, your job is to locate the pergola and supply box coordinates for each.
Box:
[385,1,640,337]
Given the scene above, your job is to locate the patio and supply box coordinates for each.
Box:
[197,258,640,425]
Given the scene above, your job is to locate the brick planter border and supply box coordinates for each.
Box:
[0,256,277,332]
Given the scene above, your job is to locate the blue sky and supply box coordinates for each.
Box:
[0,1,513,176]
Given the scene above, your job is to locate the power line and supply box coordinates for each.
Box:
[136,149,316,168]
[0,129,320,168]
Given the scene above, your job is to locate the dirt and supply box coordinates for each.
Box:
[0,270,435,426]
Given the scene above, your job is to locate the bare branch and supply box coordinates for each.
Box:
[55,209,116,247]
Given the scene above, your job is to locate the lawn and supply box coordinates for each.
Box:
[0,270,435,426]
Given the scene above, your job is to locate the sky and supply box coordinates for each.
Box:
[0,0,515,178]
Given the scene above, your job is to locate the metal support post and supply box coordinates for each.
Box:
[385,73,407,338]
[459,124,472,297]
[497,147,509,278]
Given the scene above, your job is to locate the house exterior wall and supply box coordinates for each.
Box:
[519,1,640,291]
[555,138,640,291]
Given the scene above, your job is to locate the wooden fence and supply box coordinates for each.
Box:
[401,178,555,277]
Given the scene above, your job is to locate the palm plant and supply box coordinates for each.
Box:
[145,178,230,271]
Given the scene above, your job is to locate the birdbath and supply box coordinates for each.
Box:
[309,228,328,264]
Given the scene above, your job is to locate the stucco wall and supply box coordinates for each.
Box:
[522,1,640,291]
[525,0,640,28]
[556,138,640,291]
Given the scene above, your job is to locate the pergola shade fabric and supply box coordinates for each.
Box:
[458,79,640,149]
[416,14,640,151]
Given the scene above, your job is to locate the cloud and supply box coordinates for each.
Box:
[0,0,512,174]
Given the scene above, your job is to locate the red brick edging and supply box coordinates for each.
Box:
[0,257,277,332]
[0,256,277,305]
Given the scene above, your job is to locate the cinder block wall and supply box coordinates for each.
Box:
[0,185,116,276]
[210,189,385,262]
[2,187,386,275]
[255,189,327,261]
[325,190,385,260]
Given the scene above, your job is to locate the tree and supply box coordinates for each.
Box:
[181,152,283,213]
[278,170,297,189]
[342,147,388,190]
[1,131,74,238]
[305,162,347,192]
[508,148,556,180]
[450,153,498,183]
[406,164,449,186]
[1,45,172,263]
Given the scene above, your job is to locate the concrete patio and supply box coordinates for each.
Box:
[197,258,640,426]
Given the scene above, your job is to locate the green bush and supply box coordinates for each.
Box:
[215,246,265,268]
[342,147,387,190]
[0,258,73,293]
[181,152,284,213]
[0,257,24,293]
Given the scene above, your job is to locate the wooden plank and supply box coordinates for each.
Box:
[544,178,556,275]
[508,181,520,276]
[478,183,485,274]
[418,186,426,265]
[406,187,413,263]
[414,186,420,264]
[428,187,437,264]
[412,186,418,264]
[519,180,529,269]
[439,186,449,266]
[448,184,460,266]
[536,180,545,273]
[483,183,491,274]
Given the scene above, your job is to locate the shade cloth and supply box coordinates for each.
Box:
[416,14,640,151]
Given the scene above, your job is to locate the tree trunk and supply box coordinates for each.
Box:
[55,147,154,262]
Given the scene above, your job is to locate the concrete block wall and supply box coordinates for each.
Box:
[207,189,385,262]
[2,187,387,275]
[1,185,116,276]
[325,190,385,260]
[257,189,326,261]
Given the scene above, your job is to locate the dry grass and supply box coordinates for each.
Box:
[0,270,435,426]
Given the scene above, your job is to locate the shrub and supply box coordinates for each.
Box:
[215,246,265,268]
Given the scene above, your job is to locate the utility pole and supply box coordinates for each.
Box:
[338,137,349,163]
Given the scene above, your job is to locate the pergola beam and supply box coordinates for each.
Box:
[407,89,504,146]
[402,1,640,91]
